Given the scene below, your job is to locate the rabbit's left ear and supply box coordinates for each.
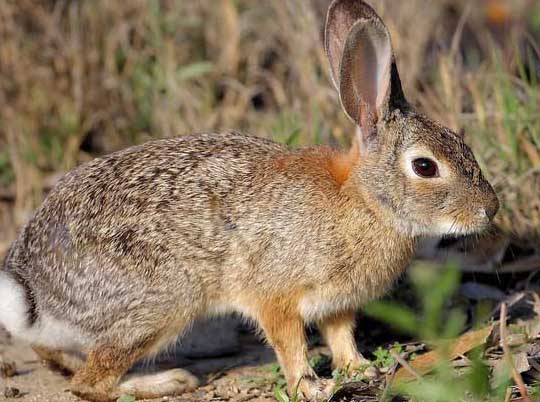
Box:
[325,0,407,152]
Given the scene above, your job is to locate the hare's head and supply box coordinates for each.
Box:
[325,0,498,237]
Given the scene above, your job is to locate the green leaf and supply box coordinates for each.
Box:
[373,346,394,368]
[285,128,302,147]
[273,385,290,402]
[393,377,465,402]
[411,262,461,338]
[468,358,491,397]
[177,62,214,81]
[441,308,466,339]
[117,395,136,402]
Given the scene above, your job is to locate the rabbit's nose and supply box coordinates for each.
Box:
[484,195,499,221]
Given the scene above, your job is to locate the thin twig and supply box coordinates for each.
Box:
[504,387,512,402]
[491,293,526,320]
[389,349,422,381]
[380,361,399,402]
[500,303,531,402]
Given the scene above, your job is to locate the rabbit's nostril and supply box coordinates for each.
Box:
[484,197,499,221]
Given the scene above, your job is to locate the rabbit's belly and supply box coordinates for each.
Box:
[298,287,367,323]
[298,269,401,322]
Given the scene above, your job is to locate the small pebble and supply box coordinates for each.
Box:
[363,366,378,379]
[504,333,527,347]
[4,387,21,398]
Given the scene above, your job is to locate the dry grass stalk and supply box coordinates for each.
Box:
[499,303,531,402]
[0,0,538,249]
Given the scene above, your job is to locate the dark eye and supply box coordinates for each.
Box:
[412,158,439,178]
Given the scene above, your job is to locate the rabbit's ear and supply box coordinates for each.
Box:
[325,0,407,152]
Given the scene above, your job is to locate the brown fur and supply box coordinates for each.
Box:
[32,346,83,376]
[259,301,313,392]
[274,144,359,187]
[71,341,153,402]
[331,141,361,185]
[0,1,498,401]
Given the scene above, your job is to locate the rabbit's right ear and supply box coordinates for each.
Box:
[325,0,407,153]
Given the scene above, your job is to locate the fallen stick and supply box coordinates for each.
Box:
[390,349,422,381]
[500,302,531,402]
[394,325,493,382]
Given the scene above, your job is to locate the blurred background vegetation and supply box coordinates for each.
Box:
[0,0,539,256]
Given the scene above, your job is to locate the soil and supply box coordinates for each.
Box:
[2,271,539,402]
[1,329,287,402]
[0,326,333,402]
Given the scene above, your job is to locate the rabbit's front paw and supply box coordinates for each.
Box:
[346,357,378,379]
[297,376,335,401]
[337,356,371,375]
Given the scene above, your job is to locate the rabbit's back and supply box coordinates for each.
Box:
[2,133,296,339]
[25,132,286,261]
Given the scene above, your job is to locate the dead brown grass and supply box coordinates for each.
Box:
[0,0,539,252]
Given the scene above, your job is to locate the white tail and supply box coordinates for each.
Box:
[0,271,91,351]
[0,271,29,338]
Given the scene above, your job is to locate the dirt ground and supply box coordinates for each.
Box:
[2,273,539,402]
[0,326,332,402]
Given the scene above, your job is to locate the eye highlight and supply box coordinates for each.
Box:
[412,158,439,178]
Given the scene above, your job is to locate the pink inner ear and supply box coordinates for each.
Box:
[374,41,392,111]
[349,25,392,114]
[350,32,378,112]
[339,21,393,134]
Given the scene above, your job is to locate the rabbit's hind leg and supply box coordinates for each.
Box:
[70,343,143,402]
[32,345,84,376]
[70,345,198,402]
[69,321,197,402]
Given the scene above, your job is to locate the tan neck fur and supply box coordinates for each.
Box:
[292,145,415,254]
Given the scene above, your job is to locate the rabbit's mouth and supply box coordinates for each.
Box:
[432,212,492,237]
[386,207,492,238]
[391,208,494,238]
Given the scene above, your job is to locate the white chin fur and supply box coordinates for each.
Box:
[0,271,90,351]
[432,219,477,237]
[395,218,477,238]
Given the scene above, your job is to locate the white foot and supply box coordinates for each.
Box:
[118,368,199,399]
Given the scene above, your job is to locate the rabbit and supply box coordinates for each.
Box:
[0,0,499,401]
